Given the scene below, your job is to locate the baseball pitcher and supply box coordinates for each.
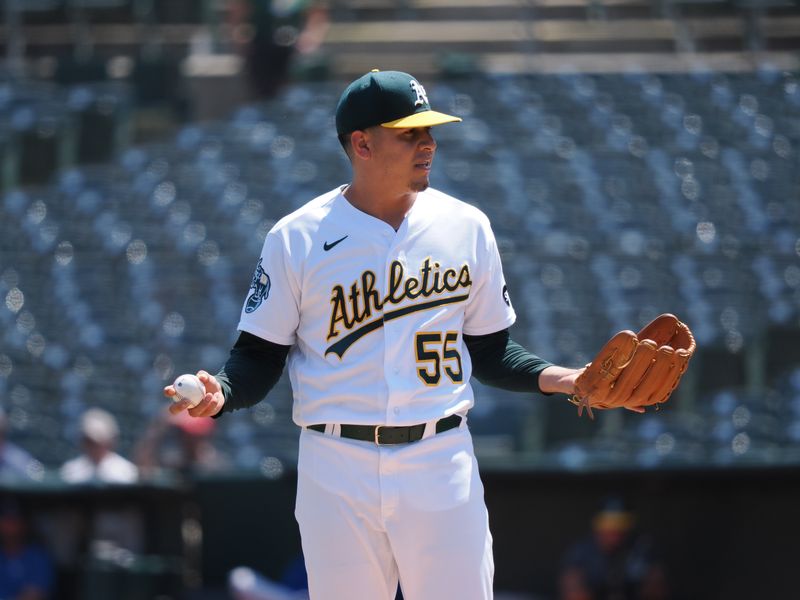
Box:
[166,70,694,600]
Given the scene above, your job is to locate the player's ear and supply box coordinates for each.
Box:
[350,130,371,160]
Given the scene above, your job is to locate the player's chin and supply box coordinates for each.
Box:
[410,174,430,192]
[410,181,429,192]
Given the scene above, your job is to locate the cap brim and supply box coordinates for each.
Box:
[381,110,462,129]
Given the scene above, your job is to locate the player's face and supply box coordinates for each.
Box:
[369,126,437,192]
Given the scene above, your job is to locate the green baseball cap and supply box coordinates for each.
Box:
[335,69,462,136]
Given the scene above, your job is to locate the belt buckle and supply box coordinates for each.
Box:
[374,425,384,445]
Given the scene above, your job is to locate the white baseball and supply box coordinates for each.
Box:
[172,374,206,408]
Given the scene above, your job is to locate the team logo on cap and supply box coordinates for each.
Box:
[410,80,428,107]
[245,257,271,313]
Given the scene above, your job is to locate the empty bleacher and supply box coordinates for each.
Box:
[323,0,800,76]
[1,66,798,471]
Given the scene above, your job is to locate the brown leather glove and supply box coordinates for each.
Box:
[569,314,696,419]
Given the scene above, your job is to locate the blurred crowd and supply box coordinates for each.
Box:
[0,403,672,599]
[0,402,228,600]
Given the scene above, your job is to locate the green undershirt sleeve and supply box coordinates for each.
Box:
[464,329,554,395]
[214,331,292,416]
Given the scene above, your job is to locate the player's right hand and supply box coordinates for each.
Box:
[163,370,225,418]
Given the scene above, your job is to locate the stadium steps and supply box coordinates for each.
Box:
[334,0,661,21]
[322,14,800,76]
[0,1,798,79]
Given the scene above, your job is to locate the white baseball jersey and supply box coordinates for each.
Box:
[237,185,516,427]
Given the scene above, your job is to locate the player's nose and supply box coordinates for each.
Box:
[419,129,436,150]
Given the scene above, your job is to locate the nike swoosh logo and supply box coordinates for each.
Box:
[323,235,348,251]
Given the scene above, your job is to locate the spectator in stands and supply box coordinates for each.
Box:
[0,497,54,600]
[229,553,309,600]
[60,408,137,484]
[57,408,143,555]
[558,497,669,600]
[135,409,229,480]
[227,0,330,99]
[0,408,44,482]
[228,552,405,600]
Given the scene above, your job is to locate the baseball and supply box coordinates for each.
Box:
[172,373,206,408]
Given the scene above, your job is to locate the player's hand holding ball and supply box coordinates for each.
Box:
[164,370,225,417]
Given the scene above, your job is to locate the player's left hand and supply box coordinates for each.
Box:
[569,314,696,419]
[163,370,225,418]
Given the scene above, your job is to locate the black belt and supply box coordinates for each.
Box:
[307,414,462,445]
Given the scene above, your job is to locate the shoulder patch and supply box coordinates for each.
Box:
[245,258,271,313]
[502,284,511,307]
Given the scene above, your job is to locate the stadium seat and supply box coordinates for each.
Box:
[1,72,798,467]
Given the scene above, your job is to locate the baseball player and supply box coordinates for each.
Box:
[166,70,586,599]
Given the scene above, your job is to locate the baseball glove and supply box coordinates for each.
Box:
[569,313,696,419]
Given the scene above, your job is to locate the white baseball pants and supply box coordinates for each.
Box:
[295,424,494,600]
